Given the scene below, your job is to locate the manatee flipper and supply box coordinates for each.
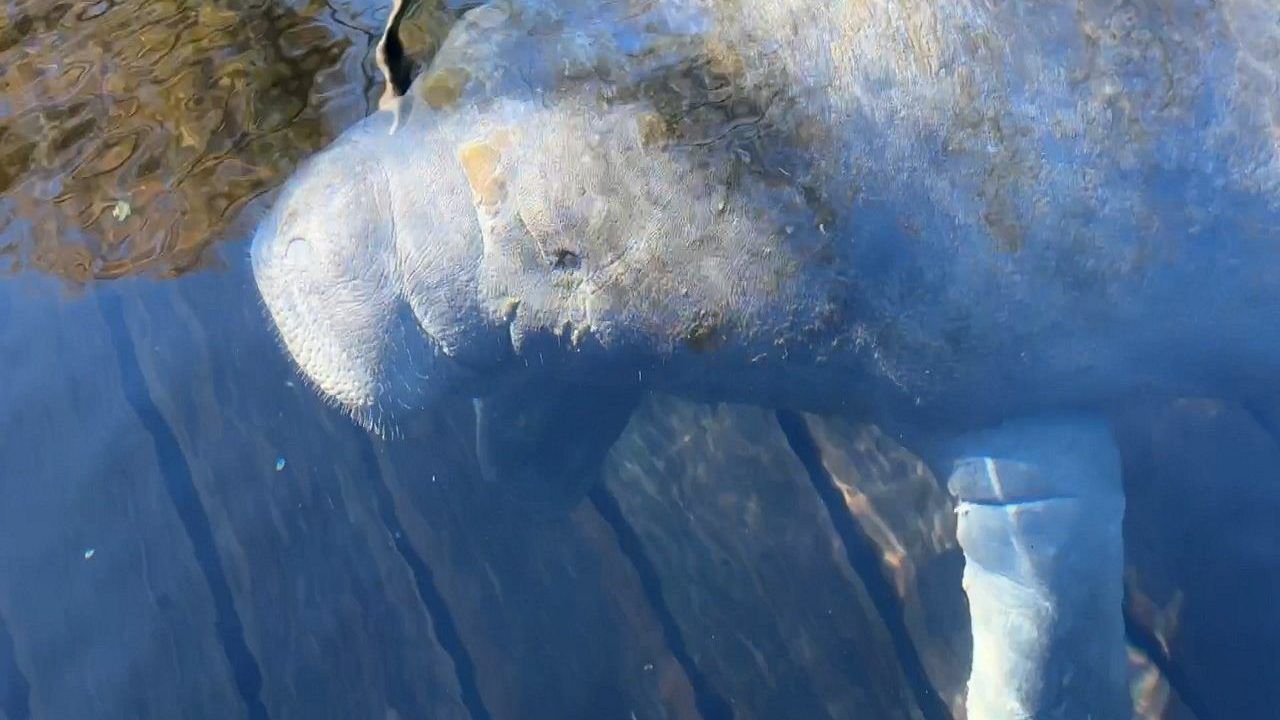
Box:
[376,0,415,109]
[942,415,1130,720]
[474,379,641,515]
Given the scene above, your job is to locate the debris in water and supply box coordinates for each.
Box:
[111,200,131,222]
[275,457,287,472]
[83,548,95,560]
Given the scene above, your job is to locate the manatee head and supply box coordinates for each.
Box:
[251,93,847,508]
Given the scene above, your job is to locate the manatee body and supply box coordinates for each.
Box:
[251,2,1280,717]
[253,0,1280,435]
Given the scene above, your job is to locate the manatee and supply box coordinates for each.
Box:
[250,1,1280,717]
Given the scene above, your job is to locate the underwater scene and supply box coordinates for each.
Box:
[1,1,1278,719]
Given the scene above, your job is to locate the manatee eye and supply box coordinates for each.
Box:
[284,237,312,265]
[551,248,580,270]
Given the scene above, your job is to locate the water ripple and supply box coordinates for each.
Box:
[0,0,399,281]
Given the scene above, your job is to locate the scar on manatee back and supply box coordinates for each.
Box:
[636,112,673,148]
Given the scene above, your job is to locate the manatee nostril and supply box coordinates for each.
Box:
[284,236,312,265]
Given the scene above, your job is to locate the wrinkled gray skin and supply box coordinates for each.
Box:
[252,1,1280,718]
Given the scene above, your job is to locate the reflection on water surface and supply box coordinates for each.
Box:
[0,0,447,281]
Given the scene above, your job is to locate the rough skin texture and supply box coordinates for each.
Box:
[252,0,1280,437]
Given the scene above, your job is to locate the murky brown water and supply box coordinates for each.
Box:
[0,0,447,282]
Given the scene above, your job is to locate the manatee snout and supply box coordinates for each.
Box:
[250,123,470,435]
